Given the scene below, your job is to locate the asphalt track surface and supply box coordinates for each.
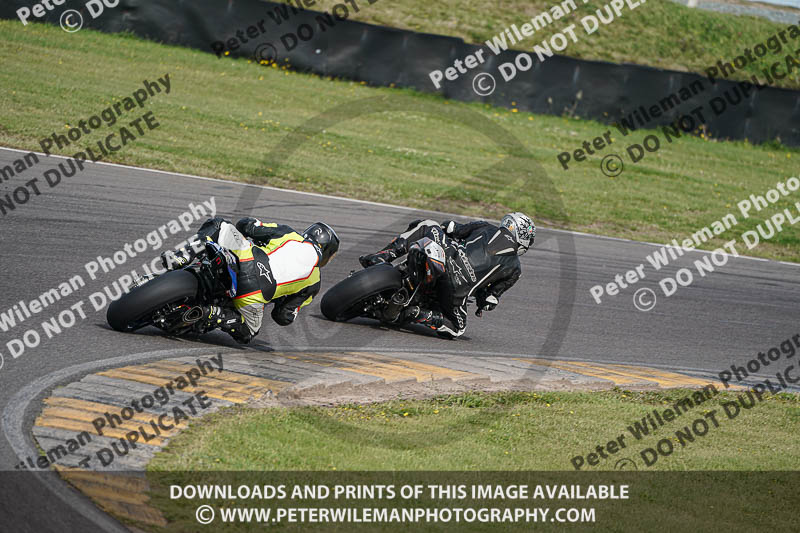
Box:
[1,146,799,529]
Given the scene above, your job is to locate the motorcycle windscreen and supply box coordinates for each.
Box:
[227,264,238,298]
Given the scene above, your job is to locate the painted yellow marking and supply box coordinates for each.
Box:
[599,363,742,390]
[56,467,167,527]
[565,362,685,387]
[517,359,729,389]
[144,362,281,394]
[284,352,411,382]
[39,405,180,439]
[147,360,290,394]
[41,405,175,431]
[34,415,169,446]
[55,468,148,492]
[517,359,646,386]
[284,352,478,383]
[578,363,718,387]
[69,480,150,505]
[97,367,251,403]
[344,352,479,381]
[91,496,169,527]
[280,352,339,367]
[45,397,125,413]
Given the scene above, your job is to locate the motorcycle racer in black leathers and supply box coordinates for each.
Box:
[161,216,339,344]
[358,212,535,338]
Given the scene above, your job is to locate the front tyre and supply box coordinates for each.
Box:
[107,270,199,332]
[321,264,402,322]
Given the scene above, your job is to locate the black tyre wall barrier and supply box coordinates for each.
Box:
[3,0,799,145]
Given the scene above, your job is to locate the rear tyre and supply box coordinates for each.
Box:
[107,270,199,332]
[321,264,402,322]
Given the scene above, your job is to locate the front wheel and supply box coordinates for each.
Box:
[321,264,402,322]
[107,270,199,332]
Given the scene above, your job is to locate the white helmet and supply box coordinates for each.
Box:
[500,212,535,255]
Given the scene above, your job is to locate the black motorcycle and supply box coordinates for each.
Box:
[107,242,237,335]
[321,238,453,334]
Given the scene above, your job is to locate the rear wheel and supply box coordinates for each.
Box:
[321,264,402,322]
[107,270,199,332]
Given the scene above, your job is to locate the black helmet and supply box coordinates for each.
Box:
[303,222,340,267]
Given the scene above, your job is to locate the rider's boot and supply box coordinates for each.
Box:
[201,305,253,344]
[359,238,407,268]
[400,305,444,329]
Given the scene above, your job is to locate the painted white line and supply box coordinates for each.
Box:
[2,146,798,267]
[0,146,430,214]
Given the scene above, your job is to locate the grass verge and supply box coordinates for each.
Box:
[149,389,800,471]
[1,21,799,260]
[139,389,800,530]
[276,0,800,89]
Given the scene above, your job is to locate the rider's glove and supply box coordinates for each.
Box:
[441,220,457,235]
[160,251,189,271]
[475,294,498,317]
[235,217,261,234]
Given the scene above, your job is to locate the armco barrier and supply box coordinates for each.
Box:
[3,0,799,145]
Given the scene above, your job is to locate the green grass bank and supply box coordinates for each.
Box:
[150,389,800,471]
[1,21,799,260]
